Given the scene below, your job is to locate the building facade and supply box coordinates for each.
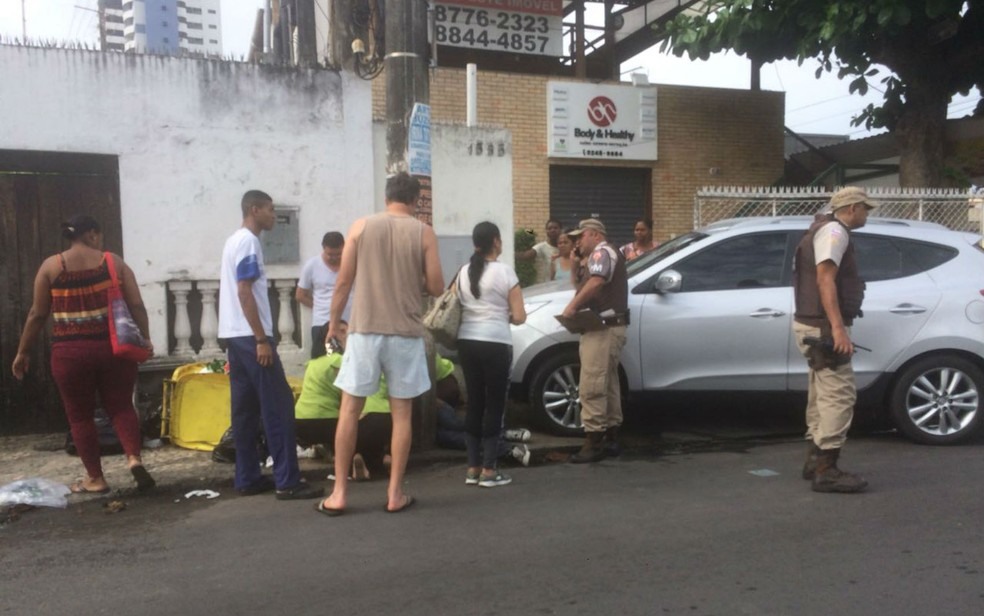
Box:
[121,0,222,56]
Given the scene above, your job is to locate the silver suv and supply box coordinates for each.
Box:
[510,217,984,445]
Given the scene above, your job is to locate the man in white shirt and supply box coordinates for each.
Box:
[218,190,323,501]
[296,231,351,359]
[516,218,562,283]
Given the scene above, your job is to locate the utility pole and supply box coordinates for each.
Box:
[296,0,318,66]
[21,0,27,39]
[385,0,434,447]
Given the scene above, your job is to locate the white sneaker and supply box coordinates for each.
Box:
[510,444,531,467]
[504,428,532,443]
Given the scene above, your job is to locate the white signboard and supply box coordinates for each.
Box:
[547,82,658,161]
[434,0,564,57]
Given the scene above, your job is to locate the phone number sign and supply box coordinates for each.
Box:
[434,0,564,57]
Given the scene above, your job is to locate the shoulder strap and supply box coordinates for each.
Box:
[104,252,121,288]
[58,253,67,271]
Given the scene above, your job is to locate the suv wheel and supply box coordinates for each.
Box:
[529,349,583,436]
[889,354,984,445]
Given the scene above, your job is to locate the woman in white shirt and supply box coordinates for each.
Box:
[457,222,526,488]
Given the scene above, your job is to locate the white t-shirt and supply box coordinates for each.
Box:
[218,227,273,339]
[532,241,559,284]
[457,261,520,344]
[298,255,351,325]
[813,221,850,266]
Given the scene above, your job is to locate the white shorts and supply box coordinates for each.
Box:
[334,333,430,399]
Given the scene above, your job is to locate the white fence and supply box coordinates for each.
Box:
[694,186,984,233]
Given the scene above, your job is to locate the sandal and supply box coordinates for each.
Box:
[70,480,110,495]
[130,465,156,491]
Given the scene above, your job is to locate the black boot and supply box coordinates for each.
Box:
[602,426,621,458]
[812,448,868,493]
[570,432,606,464]
[802,442,820,480]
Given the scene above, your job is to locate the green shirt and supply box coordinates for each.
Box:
[294,354,391,420]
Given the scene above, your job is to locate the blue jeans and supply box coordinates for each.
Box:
[226,337,300,491]
[436,401,509,458]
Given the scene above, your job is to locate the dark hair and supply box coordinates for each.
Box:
[241,190,273,218]
[385,172,421,205]
[468,221,500,299]
[321,231,344,249]
[546,218,562,228]
[636,218,654,231]
[61,215,101,241]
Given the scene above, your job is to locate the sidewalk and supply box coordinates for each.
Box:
[0,430,582,497]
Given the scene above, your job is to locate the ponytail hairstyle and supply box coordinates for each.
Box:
[468,221,500,299]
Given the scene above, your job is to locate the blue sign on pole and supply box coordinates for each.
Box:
[408,103,431,177]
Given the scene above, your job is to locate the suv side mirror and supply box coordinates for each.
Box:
[655,270,682,294]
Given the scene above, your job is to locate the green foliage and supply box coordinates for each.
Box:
[659,0,983,183]
[515,228,537,288]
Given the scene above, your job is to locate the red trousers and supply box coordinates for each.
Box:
[50,340,141,479]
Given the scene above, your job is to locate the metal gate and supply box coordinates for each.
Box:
[550,165,651,248]
[694,186,984,233]
[0,150,122,434]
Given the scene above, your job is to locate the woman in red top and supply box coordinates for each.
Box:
[12,215,156,494]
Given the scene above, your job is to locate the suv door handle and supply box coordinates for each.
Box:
[889,303,927,315]
[749,309,786,318]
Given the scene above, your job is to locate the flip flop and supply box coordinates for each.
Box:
[314,499,344,517]
[70,480,111,495]
[384,494,415,513]
[130,465,156,491]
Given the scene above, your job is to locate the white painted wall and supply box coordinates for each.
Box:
[0,46,374,353]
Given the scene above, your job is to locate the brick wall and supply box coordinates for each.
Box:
[372,68,784,240]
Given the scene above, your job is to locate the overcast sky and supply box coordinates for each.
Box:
[1,0,979,139]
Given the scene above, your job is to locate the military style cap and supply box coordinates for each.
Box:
[567,218,607,236]
[830,186,878,211]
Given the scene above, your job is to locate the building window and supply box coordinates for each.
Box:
[209,24,216,29]
[188,37,203,44]
[162,4,167,11]
[208,9,216,14]
[163,37,170,43]
[209,39,218,44]
[186,7,201,15]
[124,17,133,25]
[188,22,202,30]
[162,21,168,27]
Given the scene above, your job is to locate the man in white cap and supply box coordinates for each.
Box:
[562,218,629,463]
[792,186,877,493]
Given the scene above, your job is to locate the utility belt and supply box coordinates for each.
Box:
[600,310,630,327]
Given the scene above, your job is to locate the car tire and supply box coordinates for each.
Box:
[529,348,584,437]
[889,354,984,445]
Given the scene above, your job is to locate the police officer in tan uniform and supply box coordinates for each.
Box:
[793,186,877,493]
[562,218,629,463]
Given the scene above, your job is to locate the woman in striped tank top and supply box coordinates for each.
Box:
[11,215,156,494]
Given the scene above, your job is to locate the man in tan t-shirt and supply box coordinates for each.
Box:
[316,173,444,516]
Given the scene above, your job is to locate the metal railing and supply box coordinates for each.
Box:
[694,186,984,233]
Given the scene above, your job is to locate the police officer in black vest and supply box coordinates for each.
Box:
[562,218,629,463]
[793,186,877,493]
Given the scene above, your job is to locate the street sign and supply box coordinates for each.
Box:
[408,102,432,177]
[433,0,564,57]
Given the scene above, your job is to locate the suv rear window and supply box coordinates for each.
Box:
[854,235,958,282]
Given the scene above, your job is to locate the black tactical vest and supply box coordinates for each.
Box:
[793,215,865,327]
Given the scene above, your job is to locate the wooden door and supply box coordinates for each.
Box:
[0,151,122,434]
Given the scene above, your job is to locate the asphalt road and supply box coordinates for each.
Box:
[3,421,983,616]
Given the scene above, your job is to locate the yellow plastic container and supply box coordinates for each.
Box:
[161,363,305,452]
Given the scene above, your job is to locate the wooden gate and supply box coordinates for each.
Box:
[0,151,122,434]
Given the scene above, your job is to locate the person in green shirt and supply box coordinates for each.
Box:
[294,322,391,479]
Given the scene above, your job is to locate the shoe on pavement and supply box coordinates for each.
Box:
[478,471,512,488]
[465,470,480,486]
[275,481,325,500]
[510,444,531,467]
[504,428,532,443]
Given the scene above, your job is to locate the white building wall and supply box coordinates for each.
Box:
[0,47,374,354]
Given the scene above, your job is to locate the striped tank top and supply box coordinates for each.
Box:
[50,254,112,343]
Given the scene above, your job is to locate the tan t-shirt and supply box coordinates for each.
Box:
[347,212,426,337]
